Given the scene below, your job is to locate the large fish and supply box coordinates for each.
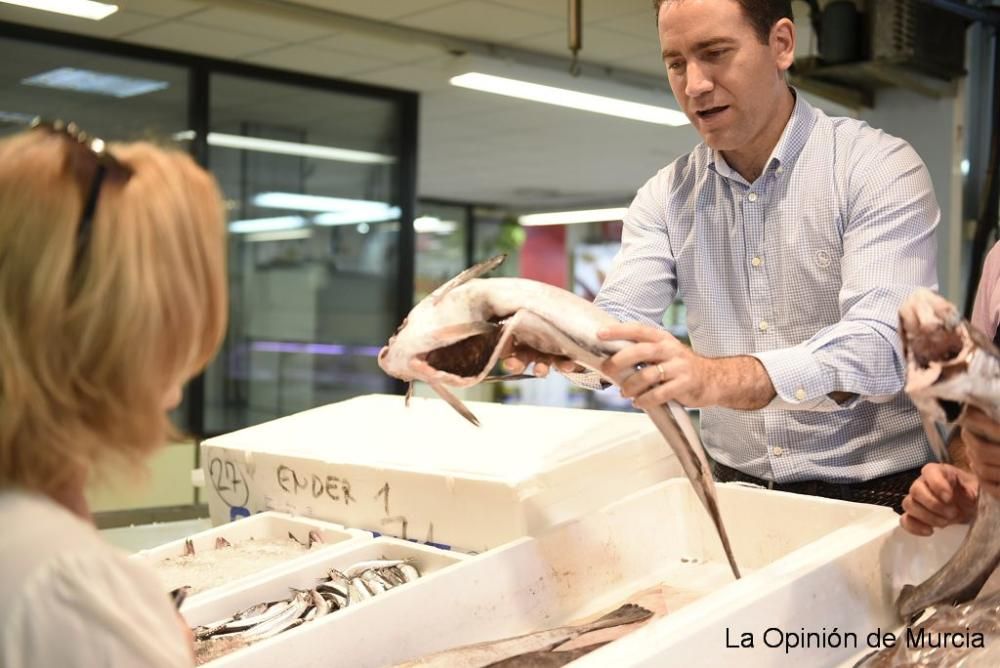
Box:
[895,288,1000,621]
[393,604,651,668]
[855,589,1000,667]
[377,254,740,579]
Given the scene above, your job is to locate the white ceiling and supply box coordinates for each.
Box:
[2,0,712,208]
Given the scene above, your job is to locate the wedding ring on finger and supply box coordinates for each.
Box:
[656,362,667,383]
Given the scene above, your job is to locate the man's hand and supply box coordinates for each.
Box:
[963,406,1000,498]
[501,344,581,378]
[900,463,978,536]
[596,322,776,410]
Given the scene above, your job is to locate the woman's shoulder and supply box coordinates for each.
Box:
[0,491,192,667]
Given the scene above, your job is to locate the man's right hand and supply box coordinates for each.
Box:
[502,346,581,378]
[900,463,978,537]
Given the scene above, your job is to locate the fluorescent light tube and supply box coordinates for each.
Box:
[171,131,395,165]
[1,0,118,20]
[414,216,458,234]
[451,72,689,127]
[253,192,395,214]
[22,67,167,97]
[228,216,306,234]
[208,132,394,165]
[245,229,313,242]
[314,207,401,226]
[519,207,628,226]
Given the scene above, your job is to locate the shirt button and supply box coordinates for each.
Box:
[776,166,784,174]
[747,192,758,202]
[772,446,784,457]
[795,388,806,401]
[751,256,762,267]
[758,320,769,332]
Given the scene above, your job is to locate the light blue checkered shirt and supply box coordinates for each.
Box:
[595,91,939,484]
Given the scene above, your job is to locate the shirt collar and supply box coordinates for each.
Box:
[708,87,816,183]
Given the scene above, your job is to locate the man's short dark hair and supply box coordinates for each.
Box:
[653,0,793,45]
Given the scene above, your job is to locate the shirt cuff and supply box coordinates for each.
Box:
[752,346,838,411]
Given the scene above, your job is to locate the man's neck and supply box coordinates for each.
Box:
[721,88,796,184]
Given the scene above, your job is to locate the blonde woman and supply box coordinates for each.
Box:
[0,121,226,666]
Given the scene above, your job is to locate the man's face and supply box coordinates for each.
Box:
[658,0,791,151]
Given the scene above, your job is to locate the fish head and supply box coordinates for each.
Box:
[378,285,502,386]
[899,289,971,423]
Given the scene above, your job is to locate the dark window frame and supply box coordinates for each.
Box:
[0,20,419,439]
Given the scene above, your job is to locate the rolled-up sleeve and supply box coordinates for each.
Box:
[753,136,939,411]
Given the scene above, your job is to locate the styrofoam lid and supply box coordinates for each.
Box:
[203,394,661,481]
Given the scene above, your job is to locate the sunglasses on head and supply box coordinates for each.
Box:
[30,118,134,268]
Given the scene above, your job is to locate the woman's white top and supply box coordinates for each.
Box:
[0,491,192,667]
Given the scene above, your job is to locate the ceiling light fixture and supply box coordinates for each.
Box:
[22,67,168,97]
[252,192,396,215]
[314,208,401,226]
[1,0,118,20]
[450,73,688,127]
[173,131,395,165]
[228,216,306,234]
[245,229,313,243]
[414,216,458,234]
[518,207,628,226]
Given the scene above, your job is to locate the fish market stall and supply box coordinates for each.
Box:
[174,478,893,667]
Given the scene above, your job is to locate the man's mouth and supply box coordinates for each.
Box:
[696,105,729,119]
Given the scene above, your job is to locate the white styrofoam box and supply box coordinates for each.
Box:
[574,509,975,667]
[185,479,894,668]
[185,537,469,667]
[134,511,370,604]
[201,393,684,552]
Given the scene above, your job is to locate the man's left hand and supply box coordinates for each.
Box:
[598,322,716,409]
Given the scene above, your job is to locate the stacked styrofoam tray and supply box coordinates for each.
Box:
[573,503,973,667]
[184,536,469,667]
[134,511,370,605]
[183,479,896,668]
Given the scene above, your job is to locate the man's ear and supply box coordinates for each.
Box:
[771,17,796,71]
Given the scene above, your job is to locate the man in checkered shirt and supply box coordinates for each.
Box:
[510,0,939,512]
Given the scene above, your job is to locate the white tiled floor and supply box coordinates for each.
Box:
[101,518,212,553]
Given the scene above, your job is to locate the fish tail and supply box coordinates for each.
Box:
[574,604,652,635]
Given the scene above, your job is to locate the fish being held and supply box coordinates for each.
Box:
[378,254,739,579]
[393,603,651,668]
[895,288,1000,622]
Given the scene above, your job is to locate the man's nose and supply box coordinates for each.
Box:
[685,61,714,98]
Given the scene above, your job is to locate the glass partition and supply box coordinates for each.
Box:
[203,73,407,433]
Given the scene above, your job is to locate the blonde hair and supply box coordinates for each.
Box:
[0,129,227,496]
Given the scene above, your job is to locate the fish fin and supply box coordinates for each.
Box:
[429,382,480,426]
[572,604,652,636]
[921,415,951,464]
[647,402,741,580]
[431,254,506,304]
